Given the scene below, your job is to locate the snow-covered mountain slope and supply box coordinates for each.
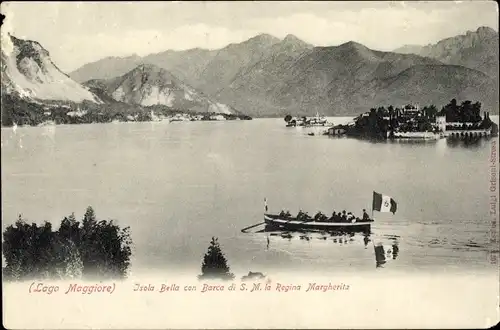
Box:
[85,64,234,114]
[1,33,100,103]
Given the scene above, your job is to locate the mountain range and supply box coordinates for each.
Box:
[69,26,499,117]
[393,26,498,79]
[0,34,236,117]
[1,26,498,120]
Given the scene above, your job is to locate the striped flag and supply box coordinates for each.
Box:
[374,243,399,268]
[372,191,397,214]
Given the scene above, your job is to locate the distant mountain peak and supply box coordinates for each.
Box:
[281,34,312,48]
[9,34,50,59]
[283,34,301,43]
[339,41,370,50]
[475,26,497,37]
[245,33,281,45]
[335,41,376,59]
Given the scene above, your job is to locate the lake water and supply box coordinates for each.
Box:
[1,118,499,277]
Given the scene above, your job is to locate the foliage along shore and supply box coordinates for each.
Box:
[2,206,132,281]
[0,93,252,128]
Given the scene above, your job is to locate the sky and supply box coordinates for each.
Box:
[1,1,498,72]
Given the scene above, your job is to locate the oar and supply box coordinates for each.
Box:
[241,222,266,233]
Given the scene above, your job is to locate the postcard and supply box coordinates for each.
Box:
[1,1,499,329]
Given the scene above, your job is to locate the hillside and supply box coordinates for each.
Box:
[70,54,143,83]
[84,64,235,114]
[216,41,455,116]
[394,26,499,78]
[354,65,498,114]
[1,34,100,103]
[142,48,217,87]
[193,34,282,95]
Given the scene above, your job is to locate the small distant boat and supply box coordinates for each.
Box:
[305,112,330,127]
[307,132,315,136]
[285,113,330,127]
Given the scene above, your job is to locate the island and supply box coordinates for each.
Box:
[285,99,498,140]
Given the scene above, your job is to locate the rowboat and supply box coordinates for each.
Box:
[260,192,397,234]
[264,214,373,233]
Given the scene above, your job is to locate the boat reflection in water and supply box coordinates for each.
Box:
[263,225,365,243]
[254,224,401,269]
[374,240,400,268]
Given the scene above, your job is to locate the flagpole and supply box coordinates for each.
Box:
[371,191,374,219]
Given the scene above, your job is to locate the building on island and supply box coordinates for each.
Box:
[399,104,420,118]
[435,115,446,133]
[209,114,226,121]
[327,126,346,136]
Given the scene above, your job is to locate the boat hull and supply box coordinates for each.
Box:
[264,214,372,233]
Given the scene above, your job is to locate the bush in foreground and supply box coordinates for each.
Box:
[2,206,132,281]
[198,237,234,281]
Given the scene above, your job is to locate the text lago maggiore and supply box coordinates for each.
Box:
[27,282,350,295]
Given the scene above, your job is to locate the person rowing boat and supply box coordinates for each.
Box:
[297,210,312,222]
[363,209,370,221]
[279,210,292,218]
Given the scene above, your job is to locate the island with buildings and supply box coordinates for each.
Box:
[286,99,498,141]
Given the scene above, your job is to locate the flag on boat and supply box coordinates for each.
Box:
[372,191,397,214]
[264,198,268,212]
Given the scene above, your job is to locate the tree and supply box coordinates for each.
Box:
[423,105,438,119]
[2,207,133,281]
[198,237,234,281]
[2,218,58,279]
[376,107,387,118]
[79,207,132,279]
[450,98,458,109]
[460,100,472,122]
[440,99,460,122]
[471,102,482,122]
[82,206,97,230]
[54,239,84,280]
[86,220,132,279]
[59,212,81,246]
